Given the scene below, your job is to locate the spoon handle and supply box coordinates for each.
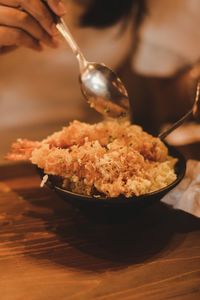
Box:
[192,80,200,120]
[42,0,87,71]
[158,110,192,140]
[159,79,200,140]
[56,19,88,71]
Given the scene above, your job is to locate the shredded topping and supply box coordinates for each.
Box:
[7,119,177,197]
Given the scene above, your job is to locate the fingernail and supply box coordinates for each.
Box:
[51,23,58,36]
[43,35,58,48]
[57,1,66,15]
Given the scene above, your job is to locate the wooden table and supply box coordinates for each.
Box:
[0,145,200,300]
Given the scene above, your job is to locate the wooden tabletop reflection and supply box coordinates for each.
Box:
[0,135,200,299]
[1,49,200,300]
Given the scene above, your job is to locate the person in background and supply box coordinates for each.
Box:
[0,0,199,133]
[78,0,200,132]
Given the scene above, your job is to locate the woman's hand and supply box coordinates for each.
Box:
[0,0,66,54]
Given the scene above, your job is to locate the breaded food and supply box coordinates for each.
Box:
[7,120,177,197]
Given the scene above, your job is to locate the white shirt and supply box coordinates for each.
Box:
[132,0,200,76]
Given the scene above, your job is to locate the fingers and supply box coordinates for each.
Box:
[0,0,67,51]
[0,5,56,48]
[0,45,18,54]
[0,0,66,36]
[19,0,60,36]
[0,26,42,51]
[47,0,66,16]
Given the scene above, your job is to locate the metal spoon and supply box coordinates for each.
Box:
[46,6,130,118]
[158,80,200,140]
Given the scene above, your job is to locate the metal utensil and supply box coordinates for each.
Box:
[158,80,200,140]
[43,1,130,118]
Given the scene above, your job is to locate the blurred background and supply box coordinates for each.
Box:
[0,0,200,163]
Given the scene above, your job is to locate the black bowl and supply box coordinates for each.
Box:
[39,145,186,222]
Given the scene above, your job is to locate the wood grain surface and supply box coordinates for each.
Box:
[0,161,200,300]
[1,10,200,299]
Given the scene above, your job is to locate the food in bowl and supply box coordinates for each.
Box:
[7,119,177,197]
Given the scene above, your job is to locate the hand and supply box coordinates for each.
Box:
[0,0,66,54]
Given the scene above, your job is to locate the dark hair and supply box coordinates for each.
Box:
[79,0,146,28]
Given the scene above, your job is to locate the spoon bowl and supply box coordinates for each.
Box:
[80,63,129,117]
[56,18,130,118]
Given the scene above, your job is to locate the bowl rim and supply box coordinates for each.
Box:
[42,144,186,205]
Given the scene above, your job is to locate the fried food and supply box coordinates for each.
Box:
[7,120,177,197]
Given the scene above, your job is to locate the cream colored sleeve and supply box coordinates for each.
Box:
[132,0,200,77]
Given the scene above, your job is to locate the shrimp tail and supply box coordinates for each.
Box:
[6,139,40,161]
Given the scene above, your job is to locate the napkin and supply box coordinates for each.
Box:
[162,160,200,218]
